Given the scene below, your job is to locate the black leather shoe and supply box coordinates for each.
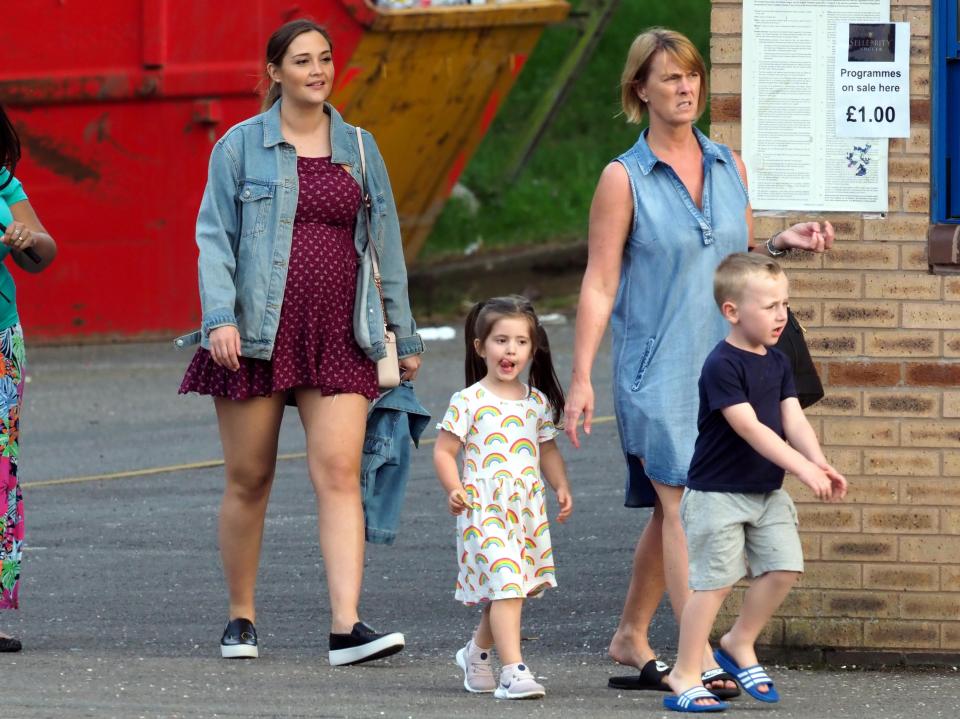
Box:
[328,621,404,666]
[0,636,21,652]
[220,618,258,659]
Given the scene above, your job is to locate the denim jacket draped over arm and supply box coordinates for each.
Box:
[361,381,431,544]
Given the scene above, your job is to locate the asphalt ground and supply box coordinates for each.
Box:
[4,322,958,718]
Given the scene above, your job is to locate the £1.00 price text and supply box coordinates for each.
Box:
[845,106,896,124]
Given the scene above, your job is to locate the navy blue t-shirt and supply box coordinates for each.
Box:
[687,340,798,493]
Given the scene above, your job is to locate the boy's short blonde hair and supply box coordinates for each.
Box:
[714,253,784,308]
[620,28,708,124]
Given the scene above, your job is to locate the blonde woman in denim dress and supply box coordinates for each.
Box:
[179,20,422,665]
[564,29,834,696]
[0,105,58,652]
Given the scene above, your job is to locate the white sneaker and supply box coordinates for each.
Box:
[455,639,496,693]
[494,662,545,700]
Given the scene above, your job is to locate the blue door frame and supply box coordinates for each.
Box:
[933,0,960,222]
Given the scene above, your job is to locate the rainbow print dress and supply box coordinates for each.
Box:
[439,382,559,605]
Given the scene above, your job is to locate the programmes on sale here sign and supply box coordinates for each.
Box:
[835,22,910,138]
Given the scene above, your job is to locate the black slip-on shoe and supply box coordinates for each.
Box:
[0,636,21,652]
[328,621,404,666]
[220,618,258,659]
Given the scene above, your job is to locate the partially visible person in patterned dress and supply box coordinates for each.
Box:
[0,104,59,652]
[178,19,423,665]
[434,296,573,700]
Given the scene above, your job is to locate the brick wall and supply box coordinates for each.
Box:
[711,0,958,656]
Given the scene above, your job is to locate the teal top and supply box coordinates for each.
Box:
[0,169,25,330]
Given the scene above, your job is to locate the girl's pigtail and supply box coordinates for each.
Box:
[529,322,565,426]
[463,301,487,386]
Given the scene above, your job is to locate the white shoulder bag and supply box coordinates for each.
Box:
[356,126,400,391]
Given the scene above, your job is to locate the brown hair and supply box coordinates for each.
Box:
[261,19,334,111]
[620,28,708,124]
[0,104,20,190]
[463,296,565,425]
[714,253,784,308]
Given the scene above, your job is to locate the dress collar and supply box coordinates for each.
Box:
[631,126,725,176]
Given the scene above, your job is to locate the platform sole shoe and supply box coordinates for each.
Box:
[329,622,404,666]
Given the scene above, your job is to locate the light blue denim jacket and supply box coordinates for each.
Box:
[181,100,423,361]
[362,381,431,545]
[612,128,748,486]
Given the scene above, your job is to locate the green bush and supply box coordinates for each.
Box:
[424,0,711,258]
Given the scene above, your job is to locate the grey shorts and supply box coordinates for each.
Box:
[681,488,804,591]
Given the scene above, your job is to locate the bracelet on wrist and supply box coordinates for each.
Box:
[765,233,787,257]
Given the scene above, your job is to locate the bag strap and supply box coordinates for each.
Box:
[356,126,388,327]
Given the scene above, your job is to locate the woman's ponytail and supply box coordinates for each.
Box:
[261,82,282,112]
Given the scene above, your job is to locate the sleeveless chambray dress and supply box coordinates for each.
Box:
[611,128,748,507]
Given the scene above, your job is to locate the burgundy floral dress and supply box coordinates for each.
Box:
[180,156,379,402]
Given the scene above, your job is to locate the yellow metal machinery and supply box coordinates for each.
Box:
[332,1,570,258]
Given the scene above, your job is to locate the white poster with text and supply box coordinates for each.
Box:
[742,0,889,213]
[835,22,910,138]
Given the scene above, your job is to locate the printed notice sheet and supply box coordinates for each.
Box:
[742,0,889,212]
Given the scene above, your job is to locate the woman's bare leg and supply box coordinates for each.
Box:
[295,390,368,634]
[608,502,666,668]
[214,394,286,623]
[651,482,688,622]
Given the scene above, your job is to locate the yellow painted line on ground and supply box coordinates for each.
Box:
[23,415,616,489]
[22,455,302,489]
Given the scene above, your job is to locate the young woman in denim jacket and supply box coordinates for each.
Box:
[563,29,833,699]
[180,19,422,666]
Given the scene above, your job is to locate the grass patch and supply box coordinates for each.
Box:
[423,0,712,259]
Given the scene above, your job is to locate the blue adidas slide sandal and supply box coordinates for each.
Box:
[714,648,780,703]
[663,686,729,713]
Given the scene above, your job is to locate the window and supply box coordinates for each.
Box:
[932,0,960,223]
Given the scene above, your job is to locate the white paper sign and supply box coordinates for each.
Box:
[835,22,910,137]
[742,0,889,213]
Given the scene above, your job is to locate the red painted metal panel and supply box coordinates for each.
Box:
[3,1,366,339]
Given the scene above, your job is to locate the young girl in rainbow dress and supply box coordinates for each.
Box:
[434,296,573,700]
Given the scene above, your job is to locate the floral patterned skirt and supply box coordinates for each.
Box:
[0,324,24,609]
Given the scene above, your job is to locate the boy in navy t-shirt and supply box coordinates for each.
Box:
[663,253,846,713]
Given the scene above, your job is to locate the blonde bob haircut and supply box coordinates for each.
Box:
[620,28,708,124]
[713,253,784,309]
